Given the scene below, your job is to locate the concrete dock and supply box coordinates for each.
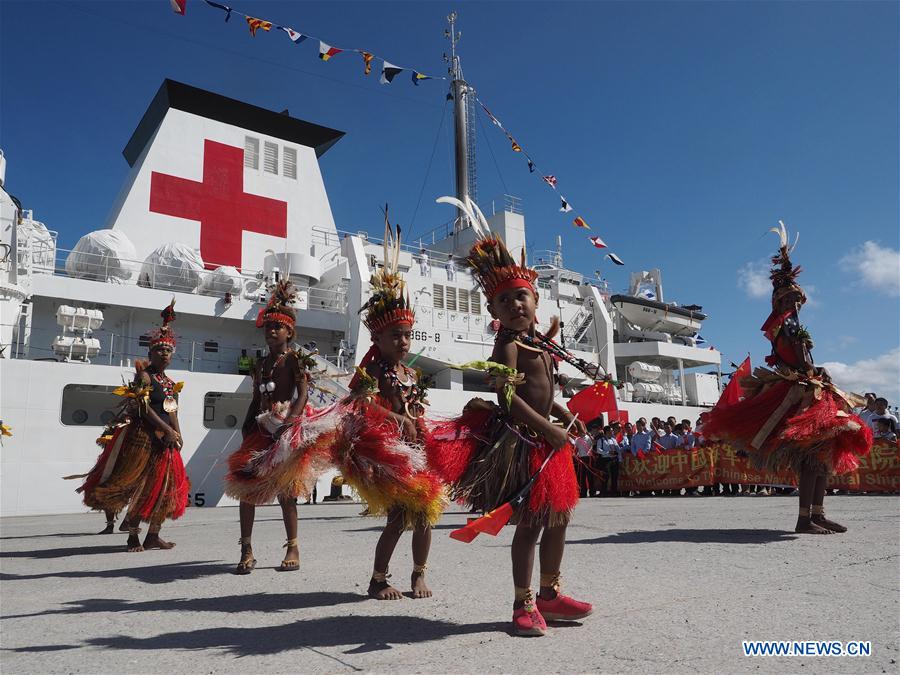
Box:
[1,495,897,673]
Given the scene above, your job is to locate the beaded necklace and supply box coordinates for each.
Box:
[377,359,427,419]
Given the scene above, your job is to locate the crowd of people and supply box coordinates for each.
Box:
[572,397,897,499]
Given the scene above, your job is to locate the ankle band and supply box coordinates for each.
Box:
[798,506,810,517]
[239,537,251,546]
[283,538,299,548]
[372,570,389,583]
[412,563,427,574]
[810,505,824,515]
[514,586,533,603]
[540,571,561,592]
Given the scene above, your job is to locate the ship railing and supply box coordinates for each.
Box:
[1,322,349,375]
[336,228,460,264]
[28,247,347,313]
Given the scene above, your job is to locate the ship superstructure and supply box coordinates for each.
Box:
[0,20,720,517]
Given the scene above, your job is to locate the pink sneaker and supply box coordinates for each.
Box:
[512,604,547,637]
[536,594,593,621]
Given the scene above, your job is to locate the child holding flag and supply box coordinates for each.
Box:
[429,196,593,637]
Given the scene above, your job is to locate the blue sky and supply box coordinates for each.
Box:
[2,1,898,398]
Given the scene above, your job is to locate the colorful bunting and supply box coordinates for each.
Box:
[542,175,557,188]
[607,253,625,266]
[559,197,572,213]
[380,61,404,84]
[245,16,272,36]
[412,71,431,85]
[527,159,535,173]
[573,216,590,229]
[170,0,186,15]
[204,1,232,21]
[510,139,522,152]
[589,236,607,249]
[319,41,342,61]
[281,27,307,44]
[361,51,374,75]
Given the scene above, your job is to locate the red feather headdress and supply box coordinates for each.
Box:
[148,298,177,349]
[256,280,297,328]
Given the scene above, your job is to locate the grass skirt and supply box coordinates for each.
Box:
[82,422,189,526]
[224,404,338,505]
[330,401,445,530]
[702,367,872,474]
[427,399,578,527]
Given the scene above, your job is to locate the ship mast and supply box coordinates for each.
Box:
[445,11,477,232]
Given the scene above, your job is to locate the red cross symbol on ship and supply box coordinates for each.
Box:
[149,139,287,269]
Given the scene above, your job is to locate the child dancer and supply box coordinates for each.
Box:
[333,215,444,599]
[702,222,871,533]
[77,300,189,551]
[225,281,334,573]
[429,197,593,637]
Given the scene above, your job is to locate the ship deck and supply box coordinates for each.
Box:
[1,497,897,673]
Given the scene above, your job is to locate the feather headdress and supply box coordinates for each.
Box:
[148,298,177,349]
[256,279,297,328]
[436,195,538,300]
[768,220,805,308]
[360,205,415,333]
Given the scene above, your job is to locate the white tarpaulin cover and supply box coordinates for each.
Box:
[200,265,243,295]
[138,242,205,292]
[65,230,136,283]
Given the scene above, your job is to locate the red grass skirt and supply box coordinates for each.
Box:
[427,399,578,527]
[330,401,445,530]
[82,422,189,526]
[224,404,338,505]
[702,369,872,474]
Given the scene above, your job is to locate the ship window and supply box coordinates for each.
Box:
[204,341,219,353]
[263,141,279,175]
[283,147,298,179]
[445,287,457,312]
[203,392,253,430]
[139,334,151,348]
[469,290,481,314]
[433,284,444,310]
[458,287,469,313]
[60,384,120,426]
[244,136,259,170]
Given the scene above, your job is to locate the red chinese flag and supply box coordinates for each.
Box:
[715,356,751,408]
[567,380,618,422]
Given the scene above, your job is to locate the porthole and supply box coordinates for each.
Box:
[72,409,89,424]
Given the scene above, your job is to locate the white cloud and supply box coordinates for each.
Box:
[737,261,770,298]
[821,347,900,403]
[840,241,900,296]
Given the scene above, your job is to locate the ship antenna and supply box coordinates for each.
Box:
[445,11,477,232]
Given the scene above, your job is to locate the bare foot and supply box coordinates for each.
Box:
[795,517,833,535]
[126,534,145,552]
[98,522,115,535]
[411,571,432,599]
[812,515,847,533]
[142,534,175,550]
[368,578,403,600]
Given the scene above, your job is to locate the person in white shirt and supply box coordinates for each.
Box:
[857,393,878,427]
[418,248,430,277]
[870,397,899,430]
[595,425,621,496]
[445,254,457,282]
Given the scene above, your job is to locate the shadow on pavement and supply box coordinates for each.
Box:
[7,616,507,657]
[0,560,228,584]
[569,528,799,545]
[3,591,366,620]
[0,545,128,559]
